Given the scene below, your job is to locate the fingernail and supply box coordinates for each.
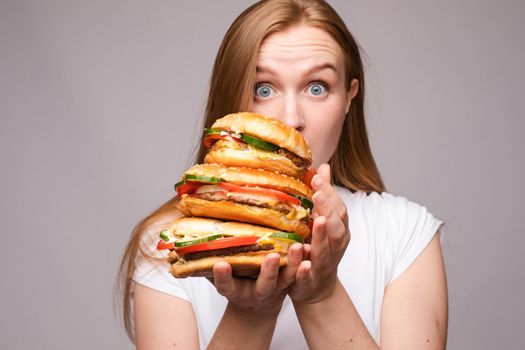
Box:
[306,260,311,271]
[292,245,302,257]
[302,261,311,275]
[214,262,227,274]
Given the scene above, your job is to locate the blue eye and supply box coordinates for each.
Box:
[308,83,327,96]
[255,84,273,98]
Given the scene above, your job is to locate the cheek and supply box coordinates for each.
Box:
[248,99,279,118]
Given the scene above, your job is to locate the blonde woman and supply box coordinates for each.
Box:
[117,1,448,348]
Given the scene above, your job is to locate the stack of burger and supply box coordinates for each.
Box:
[157,112,314,278]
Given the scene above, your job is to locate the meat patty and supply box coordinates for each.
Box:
[193,191,293,214]
[277,148,307,168]
[169,243,274,263]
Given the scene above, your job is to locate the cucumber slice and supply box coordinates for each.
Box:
[184,174,225,183]
[240,134,279,151]
[175,234,223,247]
[159,230,170,241]
[174,180,186,190]
[174,175,224,192]
[270,232,304,243]
[204,129,279,151]
[290,194,314,210]
[204,128,222,135]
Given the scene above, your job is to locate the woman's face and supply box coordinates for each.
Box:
[249,24,358,168]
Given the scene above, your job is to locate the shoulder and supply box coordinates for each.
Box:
[335,186,440,227]
[335,186,443,281]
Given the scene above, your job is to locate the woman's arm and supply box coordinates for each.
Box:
[134,284,200,349]
[380,234,448,349]
[290,164,447,349]
[293,278,378,349]
[293,235,447,349]
[134,266,287,350]
[132,262,284,350]
[134,245,305,349]
[289,164,379,349]
[207,302,279,350]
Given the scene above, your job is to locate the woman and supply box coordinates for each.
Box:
[117,0,448,348]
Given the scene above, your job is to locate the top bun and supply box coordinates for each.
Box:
[211,112,312,164]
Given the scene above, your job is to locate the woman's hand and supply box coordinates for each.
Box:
[288,163,350,304]
[207,244,304,349]
[208,242,304,321]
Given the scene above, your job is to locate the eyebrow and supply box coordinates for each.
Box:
[256,62,338,75]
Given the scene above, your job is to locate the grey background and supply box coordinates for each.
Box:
[1,1,523,349]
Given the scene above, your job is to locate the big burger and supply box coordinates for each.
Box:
[157,112,315,278]
[203,112,312,179]
[158,217,305,278]
[174,163,313,237]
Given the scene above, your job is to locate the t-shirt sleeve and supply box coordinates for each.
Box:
[133,257,190,301]
[131,223,190,301]
[384,194,443,282]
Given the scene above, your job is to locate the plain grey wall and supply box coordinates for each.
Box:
[1,1,523,349]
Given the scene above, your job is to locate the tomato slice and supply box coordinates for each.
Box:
[203,134,243,148]
[302,168,317,189]
[218,182,300,206]
[175,236,259,255]
[175,181,203,195]
[203,134,227,148]
[157,240,175,250]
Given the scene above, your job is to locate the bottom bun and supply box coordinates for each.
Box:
[170,250,287,278]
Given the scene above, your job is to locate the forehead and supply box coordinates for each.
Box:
[257,24,343,69]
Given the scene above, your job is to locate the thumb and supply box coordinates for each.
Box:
[316,163,331,183]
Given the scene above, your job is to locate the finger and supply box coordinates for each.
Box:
[310,215,331,265]
[255,253,281,300]
[279,243,303,287]
[316,163,331,183]
[311,165,348,228]
[295,260,313,287]
[313,190,348,246]
[302,243,311,260]
[212,261,235,298]
[312,177,345,219]
[312,176,348,228]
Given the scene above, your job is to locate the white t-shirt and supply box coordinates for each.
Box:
[133,187,443,349]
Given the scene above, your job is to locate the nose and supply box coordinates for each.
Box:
[281,94,305,131]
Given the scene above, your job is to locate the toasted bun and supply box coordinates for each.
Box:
[169,216,283,237]
[211,112,312,164]
[170,250,287,278]
[183,163,312,198]
[204,146,305,179]
[176,196,310,238]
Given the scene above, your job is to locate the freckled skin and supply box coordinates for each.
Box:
[249,24,356,168]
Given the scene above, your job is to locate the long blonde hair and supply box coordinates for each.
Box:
[116,0,384,343]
